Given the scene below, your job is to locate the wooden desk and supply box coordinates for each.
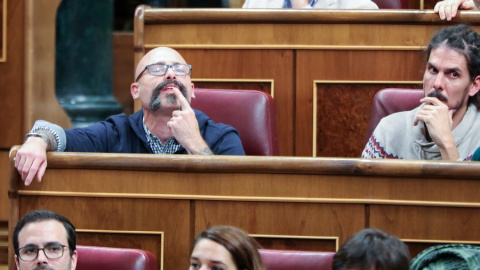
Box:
[8,148,480,269]
[133,8,480,157]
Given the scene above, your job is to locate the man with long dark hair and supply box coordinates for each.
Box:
[363,24,480,161]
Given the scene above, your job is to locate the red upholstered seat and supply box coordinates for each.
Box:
[76,245,159,270]
[191,88,279,156]
[371,0,408,8]
[365,88,424,144]
[259,249,335,270]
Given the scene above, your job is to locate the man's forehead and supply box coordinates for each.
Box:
[148,49,186,64]
[428,47,468,70]
[19,220,68,244]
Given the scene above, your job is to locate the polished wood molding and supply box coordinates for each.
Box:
[0,0,6,62]
[8,146,480,178]
[142,9,480,23]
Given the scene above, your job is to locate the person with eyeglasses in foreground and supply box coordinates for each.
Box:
[434,0,479,21]
[13,210,77,270]
[15,47,245,186]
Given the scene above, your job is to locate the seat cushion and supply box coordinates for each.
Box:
[365,88,424,144]
[191,88,278,156]
[259,249,335,270]
[76,245,158,270]
[372,0,408,8]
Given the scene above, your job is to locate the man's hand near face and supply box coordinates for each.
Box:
[413,97,459,160]
[167,88,213,155]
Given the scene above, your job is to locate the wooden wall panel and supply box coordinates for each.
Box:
[0,0,24,148]
[0,152,9,221]
[370,205,480,256]
[9,152,480,269]
[296,50,425,157]
[194,200,364,249]
[77,231,163,258]
[24,0,70,131]
[18,196,190,270]
[142,23,447,48]
[0,0,4,61]
[315,82,422,157]
[113,33,135,115]
[255,236,338,252]
[370,205,480,241]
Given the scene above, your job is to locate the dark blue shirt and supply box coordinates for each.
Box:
[64,109,245,155]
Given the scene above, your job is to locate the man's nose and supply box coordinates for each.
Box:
[165,66,176,80]
[36,250,49,264]
[433,72,446,90]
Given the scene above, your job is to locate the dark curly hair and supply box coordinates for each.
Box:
[425,24,480,108]
[332,228,410,270]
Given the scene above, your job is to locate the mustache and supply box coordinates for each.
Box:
[33,266,55,270]
[427,89,448,102]
[149,80,188,111]
[152,80,187,97]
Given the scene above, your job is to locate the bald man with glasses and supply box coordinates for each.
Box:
[15,47,245,186]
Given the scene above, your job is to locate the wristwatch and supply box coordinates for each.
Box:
[24,132,49,144]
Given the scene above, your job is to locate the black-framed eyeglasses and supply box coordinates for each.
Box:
[18,244,68,261]
[135,63,192,82]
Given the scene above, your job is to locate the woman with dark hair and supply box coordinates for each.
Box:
[189,225,266,270]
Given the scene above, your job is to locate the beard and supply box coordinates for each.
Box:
[427,89,448,102]
[149,80,188,111]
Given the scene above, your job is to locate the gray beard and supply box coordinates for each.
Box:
[149,93,179,111]
[149,80,188,111]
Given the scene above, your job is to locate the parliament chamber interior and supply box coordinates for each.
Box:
[2,0,480,269]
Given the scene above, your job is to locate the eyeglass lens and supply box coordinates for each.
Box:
[19,244,66,261]
[148,64,190,76]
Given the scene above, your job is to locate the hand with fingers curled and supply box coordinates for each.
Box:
[14,137,49,186]
[434,0,478,21]
[167,88,213,155]
[414,97,459,160]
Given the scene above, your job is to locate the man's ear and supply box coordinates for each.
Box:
[190,83,195,100]
[15,255,20,270]
[131,82,140,99]
[469,75,480,96]
[70,250,78,270]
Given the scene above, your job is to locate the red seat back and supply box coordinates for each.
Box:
[365,88,424,144]
[191,88,279,156]
[76,245,159,270]
[259,249,335,270]
[371,0,408,8]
